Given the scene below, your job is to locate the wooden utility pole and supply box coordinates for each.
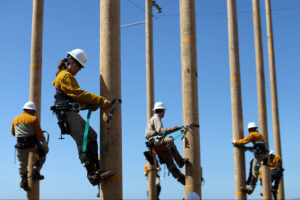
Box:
[99,0,122,199]
[145,0,157,199]
[264,0,285,199]
[179,0,201,199]
[252,0,272,199]
[226,0,247,199]
[28,0,44,199]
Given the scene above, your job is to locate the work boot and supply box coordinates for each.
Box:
[32,172,44,180]
[178,158,189,168]
[177,175,185,185]
[88,170,113,186]
[241,187,253,195]
[96,170,114,180]
[20,177,30,192]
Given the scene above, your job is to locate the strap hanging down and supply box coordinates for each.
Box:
[82,106,93,156]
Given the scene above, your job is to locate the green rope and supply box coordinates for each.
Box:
[157,126,183,141]
[82,106,93,155]
[173,132,184,140]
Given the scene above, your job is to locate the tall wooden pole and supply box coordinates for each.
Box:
[145,0,157,199]
[252,0,272,199]
[264,0,285,199]
[28,0,44,199]
[99,0,122,199]
[227,0,247,199]
[179,0,201,199]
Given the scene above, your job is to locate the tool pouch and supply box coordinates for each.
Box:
[55,110,70,135]
[15,136,36,149]
[254,142,268,158]
[143,151,154,165]
[36,141,46,157]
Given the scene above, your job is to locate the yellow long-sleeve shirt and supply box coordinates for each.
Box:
[236,130,264,146]
[11,112,45,142]
[52,69,111,108]
[259,154,282,179]
[144,163,150,176]
[270,154,282,170]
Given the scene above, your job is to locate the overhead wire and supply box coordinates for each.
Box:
[160,5,300,17]
[124,1,300,28]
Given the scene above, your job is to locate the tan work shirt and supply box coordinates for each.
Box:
[145,114,169,140]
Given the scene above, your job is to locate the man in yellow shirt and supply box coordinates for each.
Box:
[11,101,48,192]
[232,122,269,195]
[144,162,161,200]
[258,151,283,200]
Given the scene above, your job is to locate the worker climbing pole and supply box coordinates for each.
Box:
[179,0,201,198]
[145,0,157,199]
[226,0,247,199]
[264,0,285,199]
[252,0,272,198]
[99,0,122,199]
[28,0,44,199]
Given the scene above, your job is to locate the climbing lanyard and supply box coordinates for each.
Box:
[82,99,122,156]
[82,106,93,156]
[173,123,199,140]
[154,123,199,142]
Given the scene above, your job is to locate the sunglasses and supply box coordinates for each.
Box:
[74,59,83,69]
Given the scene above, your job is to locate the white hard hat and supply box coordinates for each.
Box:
[247,122,258,129]
[187,192,200,200]
[269,150,274,155]
[23,101,36,111]
[153,102,166,111]
[67,48,87,68]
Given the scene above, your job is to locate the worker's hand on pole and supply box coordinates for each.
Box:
[231,139,237,145]
[42,142,49,153]
[169,126,180,132]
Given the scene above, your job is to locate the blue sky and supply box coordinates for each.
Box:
[1,0,300,199]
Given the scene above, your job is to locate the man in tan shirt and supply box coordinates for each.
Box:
[145,102,188,185]
[11,101,48,192]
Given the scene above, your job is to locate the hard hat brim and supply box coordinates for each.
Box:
[67,51,85,68]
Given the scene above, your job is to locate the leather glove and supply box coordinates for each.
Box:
[111,99,122,105]
[231,139,237,145]
[169,126,180,132]
[92,106,99,111]
[42,142,49,153]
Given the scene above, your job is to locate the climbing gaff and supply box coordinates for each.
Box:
[105,99,122,125]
